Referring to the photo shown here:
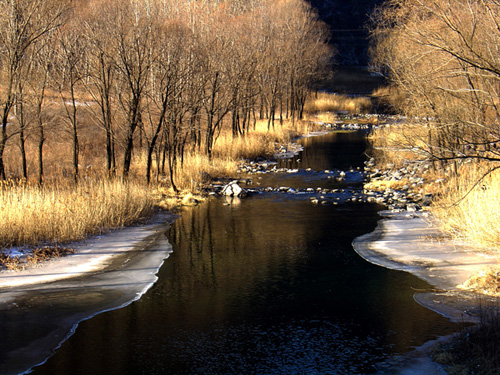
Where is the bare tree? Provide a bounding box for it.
[144,19,193,187]
[110,0,159,178]
[0,0,68,180]
[371,0,500,168]
[19,39,56,184]
[54,15,86,183]
[83,0,119,177]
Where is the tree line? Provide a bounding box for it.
[0,0,331,189]
[371,0,500,173]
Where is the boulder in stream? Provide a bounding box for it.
[221,181,245,197]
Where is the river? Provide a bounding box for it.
[2,130,459,374]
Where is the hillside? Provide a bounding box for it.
[308,0,385,65]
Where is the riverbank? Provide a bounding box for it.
[352,208,500,374]
[353,211,500,324]
[0,211,178,291]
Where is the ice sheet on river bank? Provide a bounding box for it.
[0,212,177,290]
[0,212,177,375]
[353,211,500,324]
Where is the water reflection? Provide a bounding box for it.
[256,131,369,190]
[33,195,458,375]
[280,131,370,171]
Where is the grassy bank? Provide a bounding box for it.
[368,123,500,294]
[368,123,500,248]
[0,117,314,255]
[304,92,372,115]
[0,179,155,249]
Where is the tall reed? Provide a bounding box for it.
[432,165,500,248]
[213,119,301,159]
[0,179,154,248]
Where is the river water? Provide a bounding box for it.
[4,131,459,374]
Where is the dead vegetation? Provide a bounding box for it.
[459,267,500,297]
[0,246,75,271]
[433,307,500,374]
[304,92,373,115]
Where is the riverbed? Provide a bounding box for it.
[1,130,464,375]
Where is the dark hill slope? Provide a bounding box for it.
[308,0,385,65]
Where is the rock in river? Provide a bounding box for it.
[221,181,244,197]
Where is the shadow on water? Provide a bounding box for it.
[26,130,461,375]
[283,131,371,171]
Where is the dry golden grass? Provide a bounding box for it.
[0,179,155,249]
[304,111,338,124]
[213,119,304,158]
[371,85,406,112]
[363,179,413,192]
[459,266,500,296]
[431,164,500,248]
[172,151,239,192]
[153,187,205,211]
[304,92,372,115]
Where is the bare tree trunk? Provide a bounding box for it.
[0,74,16,180]
[36,72,49,185]
[123,97,141,178]
[146,100,168,184]
[0,100,13,180]
[16,91,28,179]
[38,123,45,185]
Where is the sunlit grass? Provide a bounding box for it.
[368,123,432,168]
[213,119,303,159]
[363,179,413,192]
[304,92,372,115]
[432,164,500,248]
[368,124,500,249]
[0,179,155,248]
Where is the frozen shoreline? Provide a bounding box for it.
[353,210,500,374]
[353,210,500,324]
[0,212,178,291]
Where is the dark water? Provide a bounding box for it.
[28,131,458,375]
[283,131,371,171]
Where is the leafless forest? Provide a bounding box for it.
[0,0,332,188]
